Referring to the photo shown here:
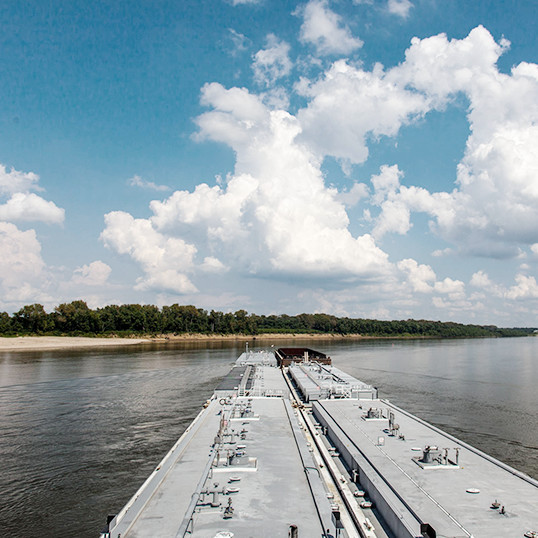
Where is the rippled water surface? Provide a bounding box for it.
[0,337,536,537]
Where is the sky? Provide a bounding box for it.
[0,0,537,326]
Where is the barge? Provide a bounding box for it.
[100,348,538,538]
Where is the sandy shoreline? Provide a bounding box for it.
[0,336,151,351]
[0,333,374,352]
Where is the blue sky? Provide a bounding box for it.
[1,0,537,326]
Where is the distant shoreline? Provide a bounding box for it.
[0,332,434,352]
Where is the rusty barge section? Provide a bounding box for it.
[275,346,331,366]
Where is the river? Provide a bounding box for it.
[0,337,536,537]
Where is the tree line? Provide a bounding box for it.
[0,300,533,338]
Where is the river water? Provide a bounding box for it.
[0,337,536,537]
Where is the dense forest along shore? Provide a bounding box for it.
[2,301,535,341]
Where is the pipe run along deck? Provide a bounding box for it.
[101,351,538,538]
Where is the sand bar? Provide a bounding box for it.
[0,336,151,352]
[0,333,396,352]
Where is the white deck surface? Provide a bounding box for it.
[109,364,334,538]
[188,397,328,537]
[317,398,538,538]
[106,356,538,538]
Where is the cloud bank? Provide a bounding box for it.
[99,22,538,322]
[0,164,66,308]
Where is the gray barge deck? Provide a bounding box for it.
[102,350,538,538]
[102,352,340,538]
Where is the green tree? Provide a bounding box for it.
[0,312,11,334]
[13,304,52,334]
[53,300,99,333]
[97,305,121,332]
[141,305,163,334]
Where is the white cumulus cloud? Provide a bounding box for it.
[297,0,363,56]
[0,222,45,287]
[0,164,42,195]
[296,61,429,166]
[377,27,538,256]
[434,277,465,298]
[102,81,393,294]
[506,274,538,300]
[101,211,199,294]
[0,193,65,224]
[387,0,413,18]
[470,270,493,289]
[193,83,391,278]
[397,258,436,293]
[0,163,65,225]
[72,261,112,286]
[253,34,292,87]
[0,163,65,308]
[336,182,369,207]
[0,222,52,307]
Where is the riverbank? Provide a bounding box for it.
[1,331,520,352]
[0,333,387,352]
[0,336,151,351]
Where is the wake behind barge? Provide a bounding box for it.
[101,349,538,538]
